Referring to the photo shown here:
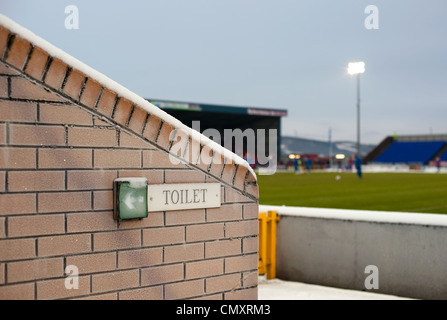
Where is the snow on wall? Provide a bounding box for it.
[259,205,447,227]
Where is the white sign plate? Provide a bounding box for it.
[147,183,221,212]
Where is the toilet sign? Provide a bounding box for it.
[147,183,221,212]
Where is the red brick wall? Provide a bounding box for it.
[0,22,259,300]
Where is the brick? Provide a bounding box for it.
[185,259,223,280]
[119,286,163,300]
[93,116,111,126]
[38,234,91,257]
[120,132,153,149]
[196,293,223,300]
[245,184,259,199]
[164,170,206,183]
[164,243,204,263]
[80,78,101,109]
[118,211,163,229]
[8,214,65,237]
[0,147,36,169]
[169,128,189,160]
[207,205,242,222]
[224,254,258,273]
[246,170,256,183]
[142,114,162,142]
[39,103,92,126]
[96,87,117,117]
[242,271,258,288]
[0,26,9,57]
[142,226,184,247]
[93,190,113,210]
[66,252,116,275]
[165,279,204,300]
[0,263,4,284]
[66,211,116,233]
[205,239,241,259]
[11,77,64,102]
[0,123,5,144]
[63,68,85,100]
[186,223,224,243]
[225,219,258,238]
[67,170,116,190]
[224,187,253,204]
[0,218,5,238]
[0,100,37,122]
[0,171,4,192]
[186,136,202,166]
[0,62,20,75]
[74,292,117,300]
[118,170,163,185]
[94,149,141,169]
[222,162,236,185]
[37,276,90,300]
[243,237,258,254]
[127,106,148,134]
[68,126,117,147]
[157,121,176,151]
[224,287,257,300]
[38,148,92,169]
[0,238,35,261]
[165,208,205,226]
[24,45,49,80]
[244,203,259,219]
[112,97,133,126]
[44,57,68,90]
[209,153,225,179]
[93,229,141,251]
[117,248,163,269]
[7,258,63,283]
[9,124,65,146]
[92,269,139,294]
[5,35,31,70]
[0,76,7,97]
[206,273,241,294]
[0,193,36,216]
[38,192,91,213]
[143,149,187,169]
[140,264,184,286]
[233,165,248,190]
[0,283,34,300]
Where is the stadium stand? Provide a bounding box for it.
[441,149,447,162]
[362,136,394,164]
[366,134,447,165]
[374,141,445,164]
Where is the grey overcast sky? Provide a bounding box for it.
[2,0,447,144]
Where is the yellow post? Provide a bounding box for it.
[266,211,279,280]
[258,212,267,275]
[258,211,280,279]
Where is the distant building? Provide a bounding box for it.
[149,99,288,166]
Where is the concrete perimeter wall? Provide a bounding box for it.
[260,205,447,300]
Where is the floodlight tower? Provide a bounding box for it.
[347,62,365,156]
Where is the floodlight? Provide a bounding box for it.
[347,62,365,75]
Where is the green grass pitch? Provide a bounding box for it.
[257,172,447,214]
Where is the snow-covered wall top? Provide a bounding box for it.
[259,205,447,227]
